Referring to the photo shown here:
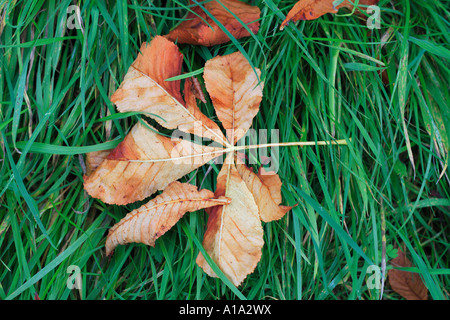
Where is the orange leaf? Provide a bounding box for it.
[197,156,293,285]
[236,163,292,222]
[196,154,264,286]
[183,77,227,144]
[195,53,293,285]
[388,248,428,300]
[84,44,299,286]
[280,0,379,29]
[111,36,184,109]
[165,0,260,47]
[83,121,223,205]
[105,181,231,256]
[203,51,263,145]
[85,149,112,176]
[110,36,227,146]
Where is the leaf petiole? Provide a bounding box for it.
[128,139,349,163]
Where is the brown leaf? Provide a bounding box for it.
[188,76,207,103]
[236,163,292,222]
[195,53,293,286]
[203,51,263,144]
[111,36,184,110]
[388,248,428,300]
[105,181,231,256]
[196,155,264,286]
[280,0,379,29]
[85,149,112,176]
[83,121,223,205]
[110,36,227,146]
[183,77,227,144]
[85,44,296,287]
[165,0,260,47]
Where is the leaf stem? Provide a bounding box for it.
[129,139,349,163]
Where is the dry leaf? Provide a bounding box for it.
[85,43,293,286]
[85,149,112,175]
[197,155,291,285]
[187,76,207,103]
[105,181,231,255]
[388,248,428,300]
[203,51,263,144]
[196,155,264,286]
[183,77,227,144]
[111,36,184,111]
[83,121,222,205]
[236,163,293,222]
[195,53,291,285]
[165,0,260,46]
[280,0,379,29]
[110,36,227,145]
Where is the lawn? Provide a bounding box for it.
[0,0,449,300]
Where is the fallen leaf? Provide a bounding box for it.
[183,77,227,144]
[111,36,184,111]
[85,149,112,175]
[188,76,207,103]
[85,42,295,286]
[196,155,264,286]
[195,53,291,285]
[280,0,379,30]
[203,51,263,144]
[105,181,231,255]
[236,163,293,222]
[165,0,260,47]
[83,121,222,205]
[388,248,428,300]
[85,37,229,205]
[110,36,227,145]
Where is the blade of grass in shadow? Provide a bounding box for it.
[2,130,57,250]
[5,212,106,300]
[292,185,374,265]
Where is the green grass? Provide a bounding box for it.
[1,0,449,300]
